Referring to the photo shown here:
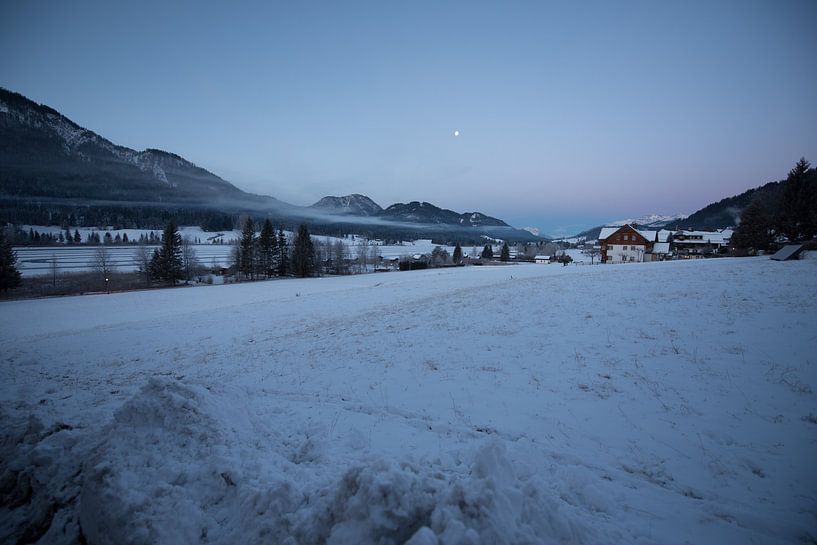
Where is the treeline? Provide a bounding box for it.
[730,158,817,253]
[0,199,530,246]
[5,226,221,247]
[0,200,236,231]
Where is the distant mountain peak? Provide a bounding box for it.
[381,201,509,227]
[1,87,241,198]
[609,213,688,228]
[2,87,542,242]
[311,194,383,216]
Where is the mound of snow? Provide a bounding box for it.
[0,412,87,544]
[5,378,598,544]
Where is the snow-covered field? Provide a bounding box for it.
[15,225,473,277]
[1,258,815,544]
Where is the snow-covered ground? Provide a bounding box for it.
[1,258,815,544]
[14,226,471,276]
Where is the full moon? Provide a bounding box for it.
[453,130,460,137]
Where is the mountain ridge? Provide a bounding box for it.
[0,87,541,242]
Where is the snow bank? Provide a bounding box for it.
[4,378,595,545]
[0,412,87,544]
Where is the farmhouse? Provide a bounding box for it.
[672,229,733,258]
[599,225,656,263]
[534,255,551,264]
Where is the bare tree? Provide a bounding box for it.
[369,241,380,270]
[181,238,200,283]
[332,239,350,274]
[312,238,326,276]
[583,246,600,264]
[356,239,369,273]
[136,242,152,284]
[49,253,58,288]
[93,246,116,293]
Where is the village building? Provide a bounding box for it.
[672,229,733,258]
[599,225,736,263]
[598,225,656,263]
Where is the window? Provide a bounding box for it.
[623,245,628,250]
[623,235,629,240]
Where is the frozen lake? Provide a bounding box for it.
[12,245,236,277]
[13,240,499,277]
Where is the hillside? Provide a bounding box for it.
[571,164,815,239]
[0,88,540,242]
[381,201,508,227]
[681,180,787,230]
[0,88,279,207]
[311,194,383,216]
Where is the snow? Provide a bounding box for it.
[608,214,688,228]
[598,227,658,243]
[1,258,816,544]
[14,228,464,276]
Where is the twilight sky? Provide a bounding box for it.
[2,0,816,236]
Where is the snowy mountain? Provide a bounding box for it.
[311,194,383,216]
[0,88,271,205]
[1,87,541,242]
[381,201,508,227]
[608,213,688,229]
[571,213,688,241]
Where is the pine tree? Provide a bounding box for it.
[453,242,463,263]
[500,242,510,262]
[778,158,816,242]
[257,219,276,278]
[277,228,288,276]
[239,217,256,279]
[732,200,774,253]
[481,244,493,259]
[0,230,22,293]
[291,224,316,277]
[150,221,183,285]
[74,230,81,243]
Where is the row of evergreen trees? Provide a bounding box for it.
[731,158,817,252]
[235,218,291,279]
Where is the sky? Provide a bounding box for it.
[2,0,816,236]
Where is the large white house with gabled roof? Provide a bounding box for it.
[599,225,656,263]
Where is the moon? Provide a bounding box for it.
[453,130,460,137]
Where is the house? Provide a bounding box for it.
[598,225,656,263]
[650,242,672,260]
[534,255,552,264]
[672,229,732,258]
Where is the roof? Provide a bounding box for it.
[598,225,656,242]
[598,227,619,240]
[657,229,673,243]
[673,229,732,245]
[533,255,552,260]
[770,244,805,261]
[652,242,671,254]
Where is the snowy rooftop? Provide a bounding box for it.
[598,225,657,242]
